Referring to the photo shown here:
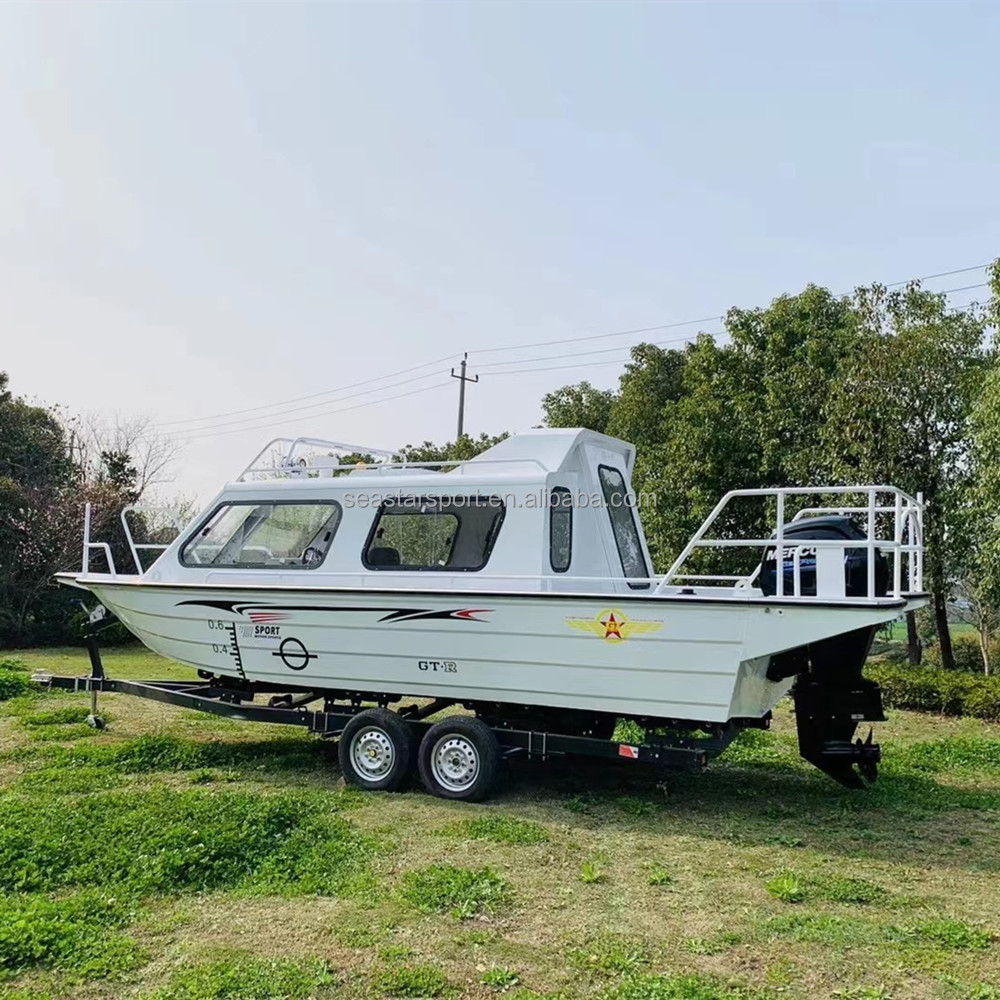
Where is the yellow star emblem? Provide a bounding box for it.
[566,608,663,642]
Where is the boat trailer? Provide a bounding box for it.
[29,625,755,802]
[35,668,734,771]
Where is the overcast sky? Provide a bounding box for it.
[2,1,998,504]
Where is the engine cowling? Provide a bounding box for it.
[757,515,888,598]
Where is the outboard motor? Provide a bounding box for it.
[759,516,890,789]
[758,515,888,598]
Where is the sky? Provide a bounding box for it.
[2,1,998,504]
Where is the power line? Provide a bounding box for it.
[477,277,992,376]
[480,281,993,379]
[161,352,460,428]
[164,368,450,435]
[885,265,991,287]
[934,282,989,296]
[472,315,725,357]
[177,381,453,442]
[470,262,991,360]
[483,356,645,378]
[159,260,993,438]
[477,328,725,371]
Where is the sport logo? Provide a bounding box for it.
[565,608,663,642]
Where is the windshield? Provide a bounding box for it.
[181,502,342,569]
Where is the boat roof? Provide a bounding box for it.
[234,428,635,489]
[466,428,635,476]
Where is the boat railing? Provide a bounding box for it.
[657,485,924,601]
[80,502,193,577]
[238,436,548,481]
[238,438,398,480]
[120,504,191,574]
[81,502,117,576]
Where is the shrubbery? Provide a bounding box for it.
[0,658,31,701]
[921,632,997,674]
[867,660,1000,721]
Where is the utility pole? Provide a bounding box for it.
[450,352,478,439]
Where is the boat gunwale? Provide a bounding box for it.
[56,572,921,611]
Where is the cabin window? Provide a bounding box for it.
[364,496,505,571]
[549,487,572,572]
[597,465,650,589]
[180,502,342,569]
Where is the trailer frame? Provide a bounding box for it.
[28,627,763,799]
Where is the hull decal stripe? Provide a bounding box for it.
[175,600,493,622]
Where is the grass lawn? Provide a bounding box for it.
[882,619,976,643]
[3,646,1000,999]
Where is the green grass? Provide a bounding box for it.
[399,864,511,919]
[145,952,336,999]
[645,862,673,886]
[0,660,32,702]
[765,871,804,903]
[905,918,993,950]
[372,963,453,998]
[882,620,975,642]
[0,787,374,898]
[765,871,884,905]
[0,890,143,981]
[18,706,95,728]
[4,644,1000,999]
[599,973,773,1000]
[568,935,649,976]
[481,965,521,990]
[439,814,549,845]
[5,646,197,682]
[761,912,992,951]
[893,736,1000,773]
[579,860,607,884]
[59,731,322,772]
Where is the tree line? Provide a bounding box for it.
[0,376,182,646]
[2,261,998,665]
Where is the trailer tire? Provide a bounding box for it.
[338,708,414,792]
[418,716,501,802]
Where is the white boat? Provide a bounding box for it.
[56,428,928,798]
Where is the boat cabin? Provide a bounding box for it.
[143,429,656,594]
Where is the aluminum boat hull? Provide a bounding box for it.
[72,576,922,724]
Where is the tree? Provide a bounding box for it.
[0,373,77,645]
[606,287,865,571]
[98,450,139,500]
[396,432,509,469]
[543,278,991,677]
[0,372,75,491]
[824,282,990,670]
[948,573,1000,674]
[0,374,133,644]
[70,412,178,495]
[968,257,1000,671]
[0,373,169,646]
[541,382,614,433]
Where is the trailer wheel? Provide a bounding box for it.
[338,708,414,792]
[418,716,501,802]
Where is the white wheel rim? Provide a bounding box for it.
[352,727,394,779]
[431,734,480,792]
